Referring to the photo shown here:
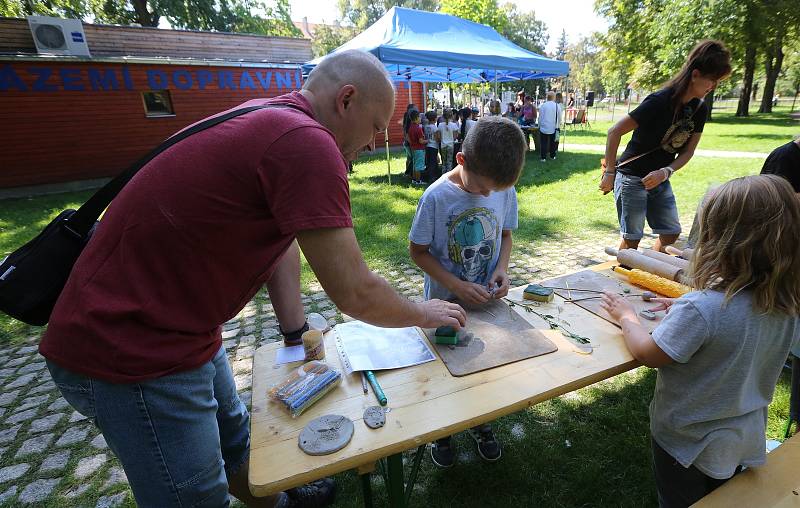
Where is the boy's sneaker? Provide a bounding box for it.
[468,424,502,462]
[430,436,456,468]
[286,478,336,507]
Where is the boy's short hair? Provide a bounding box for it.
[425,110,437,122]
[461,116,527,188]
[443,109,452,119]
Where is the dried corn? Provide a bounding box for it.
[612,266,691,298]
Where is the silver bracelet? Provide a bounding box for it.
[662,166,675,179]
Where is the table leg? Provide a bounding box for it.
[360,472,374,508]
[404,445,426,506]
[386,453,405,508]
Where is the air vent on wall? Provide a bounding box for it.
[27,16,91,57]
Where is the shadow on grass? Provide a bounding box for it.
[717,133,790,143]
[588,218,620,235]
[709,113,797,127]
[330,368,659,508]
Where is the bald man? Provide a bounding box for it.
[39,50,466,508]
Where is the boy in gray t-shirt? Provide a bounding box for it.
[409,116,527,468]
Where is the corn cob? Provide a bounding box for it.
[612,266,691,298]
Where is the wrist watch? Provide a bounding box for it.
[663,166,675,179]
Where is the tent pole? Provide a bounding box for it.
[385,128,391,185]
[562,75,567,152]
[408,79,412,104]
[494,70,498,101]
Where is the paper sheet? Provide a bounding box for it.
[334,321,436,374]
[274,345,305,365]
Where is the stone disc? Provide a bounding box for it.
[298,414,354,456]
[363,406,386,429]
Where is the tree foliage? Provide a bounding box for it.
[440,0,506,32]
[337,0,439,30]
[500,3,547,54]
[311,23,358,57]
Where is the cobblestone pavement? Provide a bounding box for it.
[0,216,694,506]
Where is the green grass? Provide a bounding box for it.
[563,107,798,153]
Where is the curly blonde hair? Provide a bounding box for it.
[691,174,800,315]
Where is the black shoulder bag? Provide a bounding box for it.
[0,103,300,326]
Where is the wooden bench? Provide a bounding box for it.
[692,433,800,507]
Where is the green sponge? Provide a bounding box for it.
[434,326,458,345]
[523,284,554,302]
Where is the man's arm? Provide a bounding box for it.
[297,228,466,328]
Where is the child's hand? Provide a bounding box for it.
[452,281,491,306]
[649,298,675,313]
[600,291,638,323]
[488,271,510,299]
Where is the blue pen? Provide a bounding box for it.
[364,370,387,406]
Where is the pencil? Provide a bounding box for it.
[360,371,369,394]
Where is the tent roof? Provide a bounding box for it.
[303,7,568,83]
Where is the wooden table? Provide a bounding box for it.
[249,262,639,506]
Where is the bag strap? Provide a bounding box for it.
[65,103,305,237]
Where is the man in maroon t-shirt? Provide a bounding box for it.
[40,50,466,507]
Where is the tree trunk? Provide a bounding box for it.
[132,0,159,27]
[704,90,715,121]
[737,45,756,117]
[792,87,799,113]
[752,82,758,101]
[759,30,784,114]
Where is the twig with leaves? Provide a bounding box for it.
[503,298,591,344]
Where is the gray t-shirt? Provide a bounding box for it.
[409,176,518,301]
[650,290,800,479]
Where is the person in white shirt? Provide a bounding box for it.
[437,109,459,173]
[537,91,562,161]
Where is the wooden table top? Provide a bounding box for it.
[249,261,639,496]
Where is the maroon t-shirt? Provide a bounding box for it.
[408,123,426,150]
[40,92,352,383]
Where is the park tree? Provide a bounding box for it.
[337,0,439,30]
[565,34,604,95]
[311,23,358,57]
[757,0,800,113]
[500,3,547,55]
[554,29,567,60]
[440,0,507,32]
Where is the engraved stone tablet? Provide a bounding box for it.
[363,406,385,429]
[298,414,354,456]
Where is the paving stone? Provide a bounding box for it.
[5,407,38,425]
[14,345,38,356]
[232,359,251,374]
[321,309,337,319]
[0,368,16,380]
[243,325,256,334]
[221,328,239,339]
[0,390,20,407]
[18,478,59,503]
[28,381,56,395]
[91,433,108,449]
[234,375,252,391]
[97,492,127,508]
[69,410,88,423]
[0,447,5,459]
[28,413,64,434]
[261,328,278,339]
[47,398,70,411]
[16,394,50,412]
[4,357,27,368]
[239,390,252,407]
[16,362,45,375]
[0,486,16,502]
[0,425,21,444]
[7,373,36,389]
[222,339,237,350]
[55,426,89,446]
[239,334,255,347]
[75,453,107,478]
[63,483,90,498]
[39,450,70,473]
[236,345,254,360]
[222,321,240,331]
[0,463,30,483]
[15,433,54,457]
[102,466,128,489]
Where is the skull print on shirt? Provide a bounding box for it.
[446,207,498,284]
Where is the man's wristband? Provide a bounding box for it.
[662,166,675,179]
[603,171,616,176]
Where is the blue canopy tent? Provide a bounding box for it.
[304,7,570,181]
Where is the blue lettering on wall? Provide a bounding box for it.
[275,72,293,89]
[146,70,169,90]
[196,70,214,89]
[0,66,305,92]
[256,72,272,90]
[88,69,119,91]
[60,69,84,91]
[29,68,56,91]
[172,70,193,90]
[239,71,256,90]
[121,67,134,90]
[0,66,27,91]
[218,71,236,90]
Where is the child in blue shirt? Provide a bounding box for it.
[409,116,527,467]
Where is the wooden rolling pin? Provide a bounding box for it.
[605,247,685,282]
[640,249,690,270]
[665,245,694,260]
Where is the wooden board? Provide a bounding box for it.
[539,269,665,333]
[692,433,800,508]
[423,299,558,376]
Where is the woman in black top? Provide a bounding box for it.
[600,40,731,251]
